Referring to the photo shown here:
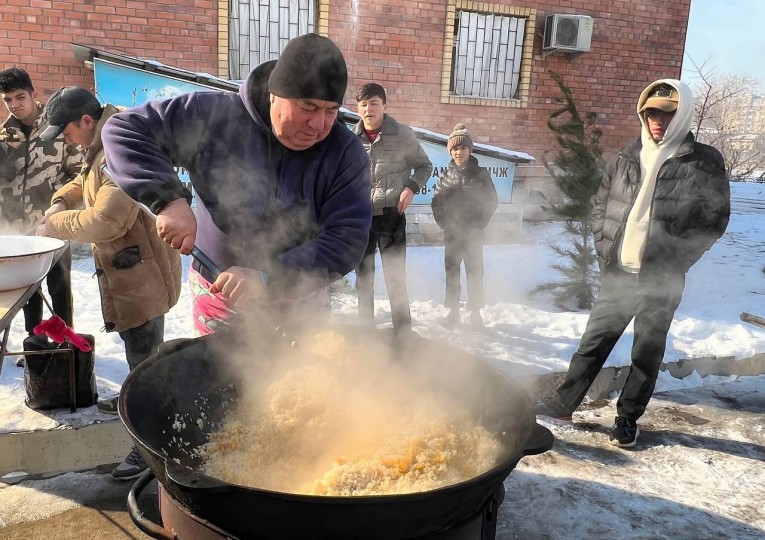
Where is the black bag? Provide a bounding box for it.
[22,334,98,410]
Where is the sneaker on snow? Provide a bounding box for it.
[97,396,119,415]
[608,416,639,447]
[112,446,149,480]
[534,398,573,422]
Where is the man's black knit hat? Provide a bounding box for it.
[268,33,348,104]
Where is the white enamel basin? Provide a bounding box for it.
[0,235,67,291]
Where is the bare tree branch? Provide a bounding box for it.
[688,59,764,180]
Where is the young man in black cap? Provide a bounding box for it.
[535,79,730,447]
[37,86,181,480]
[0,67,82,343]
[353,83,431,332]
[102,33,371,334]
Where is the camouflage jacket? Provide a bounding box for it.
[0,102,83,234]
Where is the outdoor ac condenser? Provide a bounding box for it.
[543,14,593,53]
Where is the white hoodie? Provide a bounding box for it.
[616,79,695,272]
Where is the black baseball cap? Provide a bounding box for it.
[40,86,102,140]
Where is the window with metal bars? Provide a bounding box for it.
[450,10,526,100]
[228,0,317,80]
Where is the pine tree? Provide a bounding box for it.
[534,70,604,310]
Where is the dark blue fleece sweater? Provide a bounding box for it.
[101,61,371,295]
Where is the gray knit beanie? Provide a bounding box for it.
[447,123,473,152]
[268,33,348,104]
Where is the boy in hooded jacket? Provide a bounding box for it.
[431,124,497,328]
[535,79,730,448]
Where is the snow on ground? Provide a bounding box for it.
[1,182,765,538]
[498,374,765,539]
[2,182,765,434]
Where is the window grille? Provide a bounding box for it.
[229,0,316,80]
[451,10,526,100]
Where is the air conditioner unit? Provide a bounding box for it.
[543,14,593,53]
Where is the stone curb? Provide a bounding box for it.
[521,352,765,402]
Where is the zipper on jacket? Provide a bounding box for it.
[606,148,689,268]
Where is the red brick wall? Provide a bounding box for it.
[0,0,218,100]
[329,0,691,162]
[2,0,689,163]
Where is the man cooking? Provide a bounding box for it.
[101,33,372,333]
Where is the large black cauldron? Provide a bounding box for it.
[120,326,553,540]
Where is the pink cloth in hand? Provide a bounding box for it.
[33,316,93,352]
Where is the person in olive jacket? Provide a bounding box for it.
[535,79,730,448]
[36,87,182,481]
[353,83,432,332]
[431,124,497,328]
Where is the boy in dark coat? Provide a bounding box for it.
[431,124,497,327]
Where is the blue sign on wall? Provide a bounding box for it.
[94,57,519,205]
[414,140,515,205]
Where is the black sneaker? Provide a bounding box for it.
[112,446,149,480]
[608,416,639,447]
[534,398,573,422]
[97,396,119,415]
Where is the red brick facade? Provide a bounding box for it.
[0,0,218,99]
[1,0,689,167]
[332,0,691,162]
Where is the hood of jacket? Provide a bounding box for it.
[82,104,122,170]
[637,79,694,150]
[239,60,277,133]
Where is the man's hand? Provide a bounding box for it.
[397,187,415,214]
[156,198,196,254]
[209,266,267,305]
[36,201,67,236]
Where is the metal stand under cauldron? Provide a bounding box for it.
[129,469,516,540]
[121,329,555,540]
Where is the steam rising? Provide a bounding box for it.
[198,319,513,496]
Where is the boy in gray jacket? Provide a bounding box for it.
[353,83,432,331]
